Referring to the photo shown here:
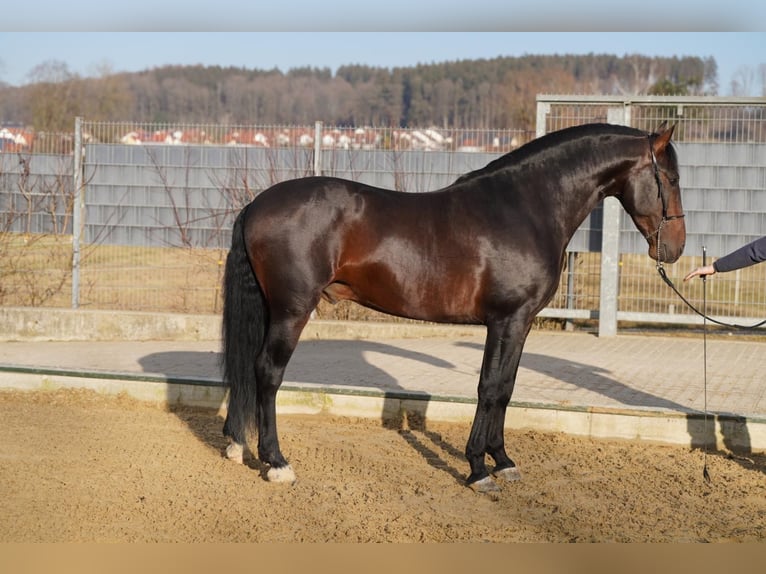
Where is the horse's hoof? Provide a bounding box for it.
[493,466,522,482]
[267,464,296,484]
[225,442,244,464]
[468,476,501,497]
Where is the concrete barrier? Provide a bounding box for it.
[0,307,485,342]
[4,365,762,453]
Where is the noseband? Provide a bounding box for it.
[645,135,685,268]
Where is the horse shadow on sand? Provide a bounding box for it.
[456,339,762,476]
[138,340,469,485]
[139,336,763,483]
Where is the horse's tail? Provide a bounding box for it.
[221,204,265,441]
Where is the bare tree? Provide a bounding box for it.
[0,152,77,306]
[730,66,756,96]
[25,60,83,132]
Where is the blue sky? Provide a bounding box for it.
[2,1,765,32]
[1,3,765,96]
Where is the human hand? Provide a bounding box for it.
[683,264,716,282]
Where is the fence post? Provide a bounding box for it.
[71,116,84,309]
[597,197,620,337]
[538,100,581,332]
[313,121,323,176]
[309,121,324,321]
[565,251,576,331]
[597,106,630,337]
[535,101,549,138]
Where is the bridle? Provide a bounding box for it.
[645,134,685,269]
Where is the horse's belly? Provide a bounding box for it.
[323,273,482,324]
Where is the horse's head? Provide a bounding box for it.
[618,122,686,264]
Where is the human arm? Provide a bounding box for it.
[711,236,766,273]
[683,236,766,282]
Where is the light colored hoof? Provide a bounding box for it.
[225,442,244,464]
[267,464,296,484]
[468,476,501,496]
[493,466,522,482]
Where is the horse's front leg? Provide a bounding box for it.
[466,316,530,493]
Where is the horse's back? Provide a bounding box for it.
[246,176,453,244]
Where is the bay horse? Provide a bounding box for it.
[221,122,685,494]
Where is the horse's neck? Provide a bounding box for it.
[561,169,618,235]
[548,144,637,241]
[459,133,641,250]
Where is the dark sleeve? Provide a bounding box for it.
[713,236,766,273]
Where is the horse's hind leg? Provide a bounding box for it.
[222,379,251,465]
[254,312,311,483]
[223,420,245,464]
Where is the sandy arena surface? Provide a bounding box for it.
[1,388,765,543]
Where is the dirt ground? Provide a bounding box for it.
[1,388,765,543]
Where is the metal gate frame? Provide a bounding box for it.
[536,95,766,337]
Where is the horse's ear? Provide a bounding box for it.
[652,122,676,153]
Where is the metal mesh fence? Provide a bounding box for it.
[1,121,536,314]
[2,102,765,329]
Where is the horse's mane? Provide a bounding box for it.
[454,123,648,185]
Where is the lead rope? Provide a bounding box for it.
[651,145,712,484]
[659,246,712,483]
[701,246,712,484]
[657,264,766,329]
